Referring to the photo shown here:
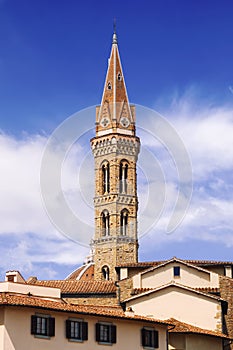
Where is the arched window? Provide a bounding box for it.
[101,210,110,236]
[102,162,110,194]
[102,266,110,280]
[119,161,128,193]
[120,209,129,236]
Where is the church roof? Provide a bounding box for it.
[65,262,94,280]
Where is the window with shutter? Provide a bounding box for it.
[66,319,88,342]
[31,314,55,338]
[141,328,159,349]
[96,322,117,344]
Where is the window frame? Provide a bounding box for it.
[66,318,88,342]
[96,322,117,345]
[31,314,55,339]
[141,327,159,349]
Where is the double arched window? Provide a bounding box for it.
[102,162,110,194]
[101,210,110,236]
[120,209,129,236]
[119,161,128,193]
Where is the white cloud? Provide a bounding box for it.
[0,93,233,278]
[0,131,90,278]
[139,93,233,247]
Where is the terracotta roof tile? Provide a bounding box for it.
[28,280,116,295]
[131,288,154,295]
[117,258,233,269]
[0,292,169,326]
[195,287,220,294]
[124,282,222,302]
[167,318,230,339]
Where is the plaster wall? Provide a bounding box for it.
[2,306,167,350]
[0,308,4,350]
[0,282,60,298]
[126,287,221,331]
[169,333,222,350]
[134,263,219,289]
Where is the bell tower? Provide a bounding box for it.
[90,31,140,281]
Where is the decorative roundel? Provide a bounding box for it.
[100,117,110,128]
[120,116,130,128]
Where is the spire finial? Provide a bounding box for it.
[112,18,117,44]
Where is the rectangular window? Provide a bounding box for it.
[66,319,88,341]
[96,322,116,344]
[31,315,55,338]
[173,266,180,277]
[141,328,159,349]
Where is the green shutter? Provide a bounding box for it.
[66,319,71,339]
[82,321,88,341]
[31,315,37,335]
[153,330,159,348]
[111,325,117,343]
[48,317,55,337]
[96,323,101,342]
[141,328,146,346]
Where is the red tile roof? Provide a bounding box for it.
[0,292,169,326]
[28,280,116,294]
[195,287,220,294]
[167,318,230,339]
[131,288,153,295]
[117,258,233,268]
[132,286,220,297]
[124,282,222,302]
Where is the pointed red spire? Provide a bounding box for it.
[96,32,135,137]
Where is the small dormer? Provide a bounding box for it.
[5,271,25,283]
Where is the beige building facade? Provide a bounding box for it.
[0,278,169,350]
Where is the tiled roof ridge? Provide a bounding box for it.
[139,258,212,276]
[124,281,222,302]
[195,287,220,293]
[167,317,230,339]
[29,279,114,284]
[117,258,233,268]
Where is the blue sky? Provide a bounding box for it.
[0,0,233,280]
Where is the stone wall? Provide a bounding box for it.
[219,276,233,350]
